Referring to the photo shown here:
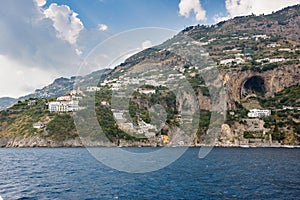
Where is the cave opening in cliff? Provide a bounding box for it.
[241,76,266,99]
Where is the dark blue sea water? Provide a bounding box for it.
[0,147,299,200]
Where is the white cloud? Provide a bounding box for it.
[0,55,59,98]
[178,0,206,21]
[98,24,108,31]
[225,0,299,17]
[0,0,83,97]
[44,3,84,44]
[213,0,299,23]
[213,13,231,23]
[34,0,46,7]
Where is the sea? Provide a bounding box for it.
[0,147,299,200]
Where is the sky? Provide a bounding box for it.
[0,0,299,98]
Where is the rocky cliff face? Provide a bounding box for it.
[0,137,116,148]
[103,5,300,145]
[222,64,300,109]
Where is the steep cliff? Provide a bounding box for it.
[101,5,299,146]
[223,64,300,109]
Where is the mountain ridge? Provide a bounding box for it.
[0,69,111,111]
[0,4,299,147]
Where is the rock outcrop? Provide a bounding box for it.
[222,65,300,109]
[0,137,117,148]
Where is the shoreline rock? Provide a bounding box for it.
[0,136,299,148]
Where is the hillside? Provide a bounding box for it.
[0,5,299,147]
[98,5,299,146]
[0,97,17,111]
[0,98,80,147]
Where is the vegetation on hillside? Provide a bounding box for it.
[226,85,300,144]
[0,5,299,145]
[0,98,77,140]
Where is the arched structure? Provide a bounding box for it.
[221,65,300,110]
[241,76,266,99]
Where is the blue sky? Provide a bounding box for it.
[44,0,227,32]
[0,0,298,97]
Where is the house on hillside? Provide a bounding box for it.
[48,101,79,112]
[139,89,156,95]
[33,122,46,129]
[247,109,271,118]
[28,100,37,106]
[57,95,72,101]
[86,86,101,92]
[69,88,84,96]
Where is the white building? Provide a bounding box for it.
[267,43,281,48]
[139,89,156,95]
[256,58,286,64]
[256,58,270,63]
[48,101,79,112]
[278,48,292,52]
[33,122,46,129]
[27,100,37,106]
[67,101,80,111]
[57,95,72,101]
[247,109,271,118]
[269,58,285,63]
[69,90,77,95]
[253,34,270,40]
[101,101,109,106]
[49,102,67,112]
[111,83,121,91]
[220,58,245,65]
[86,86,101,92]
[113,112,126,122]
[72,96,83,101]
[69,88,83,96]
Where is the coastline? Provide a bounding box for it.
[0,136,299,148]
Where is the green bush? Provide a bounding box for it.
[244,131,255,139]
[46,114,77,140]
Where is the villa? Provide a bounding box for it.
[48,100,79,112]
[247,109,271,118]
[33,122,46,129]
[86,86,101,92]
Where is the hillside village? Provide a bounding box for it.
[0,5,299,147]
[24,60,298,147]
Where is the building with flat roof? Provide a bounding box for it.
[247,109,271,118]
[48,101,79,112]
